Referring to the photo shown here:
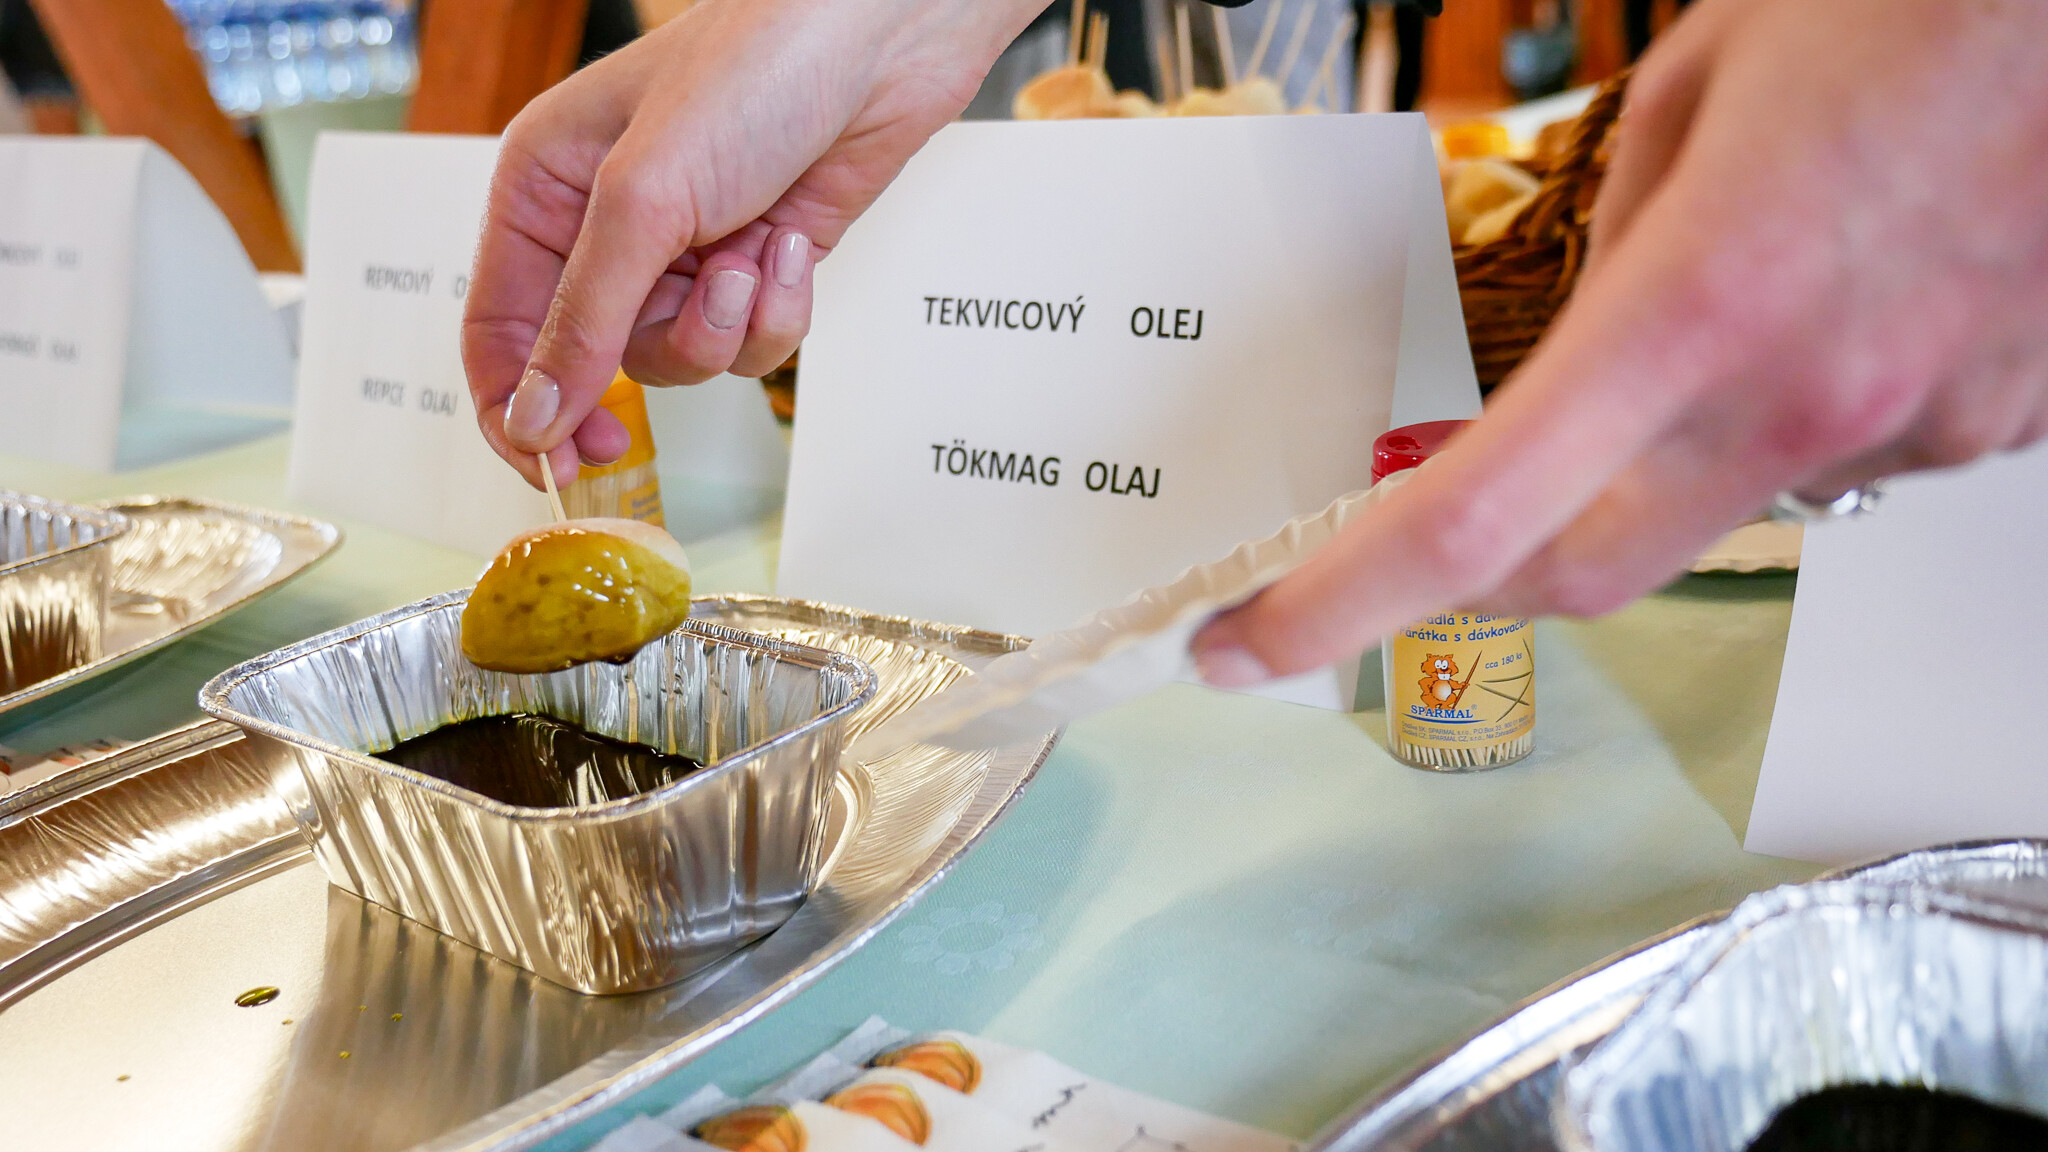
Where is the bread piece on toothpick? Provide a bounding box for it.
[1013,65,1117,119]
[1225,75,1288,115]
[1112,89,1161,117]
[1171,87,1236,116]
[461,518,694,674]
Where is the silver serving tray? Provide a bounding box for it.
[1309,840,2048,1151]
[0,495,342,714]
[203,592,880,995]
[0,595,1058,1152]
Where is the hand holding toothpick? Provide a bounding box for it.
[538,448,568,523]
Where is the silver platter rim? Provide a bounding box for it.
[0,494,342,715]
[0,594,1060,1152]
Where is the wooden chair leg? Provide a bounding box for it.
[28,0,300,272]
[1574,0,1629,85]
[407,0,593,134]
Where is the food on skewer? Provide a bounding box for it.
[1014,4,1120,118]
[461,517,693,674]
[1292,11,1354,114]
[1222,75,1288,115]
[1172,87,1236,116]
[1013,65,1117,119]
[1226,0,1291,114]
[1112,89,1161,117]
[1017,0,1346,120]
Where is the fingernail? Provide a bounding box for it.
[503,367,559,446]
[703,269,757,330]
[1194,642,1270,689]
[771,232,811,288]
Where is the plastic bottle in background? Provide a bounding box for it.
[1373,420,1536,772]
[562,373,667,526]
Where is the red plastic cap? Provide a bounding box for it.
[1372,420,1469,484]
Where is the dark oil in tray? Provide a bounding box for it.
[376,714,705,807]
[1747,1084,2048,1152]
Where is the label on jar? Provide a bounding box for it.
[1389,614,1534,753]
[621,476,665,526]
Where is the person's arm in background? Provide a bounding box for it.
[1192,0,2048,683]
[464,0,1047,491]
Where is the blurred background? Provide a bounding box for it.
[0,0,1686,276]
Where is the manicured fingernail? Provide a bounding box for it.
[503,367,559,446]
[703,269,757,330]
[771,231,811,288]
[1194,642,1270,689]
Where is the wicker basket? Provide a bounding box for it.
[1455,71,1630,393]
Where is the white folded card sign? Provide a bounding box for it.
[778,115,1480,709]
[290,132,792,556]
[288,132,544,556]
[1746,440,2048,865]
[0,138,293,471]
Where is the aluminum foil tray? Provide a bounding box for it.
[200,590,880,995]
[1556,879,2048,1152]
[1308,839,2048,1152]
[0,494,340,714]
[0,595,1058,1152]
[1,491,129,696]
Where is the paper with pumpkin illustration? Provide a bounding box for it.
[863,1030,1295,1152]
[824,1067,1062,1152]
[691,1100,922,1152]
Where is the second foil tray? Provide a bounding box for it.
[0,595,1060,1152]
[1307,839,2048,1151]
[0,495,341,715]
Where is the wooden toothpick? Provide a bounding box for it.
[1307,11,1354,111]
[1088,10,1110,72]
[1175,3,1194,97]
[538,448,568,523]
[1152,25,1179,104]
[1212,5,1237,88]
[1068,0,1087,66]
[1275,0,1317,92]
[1246,0,1284,78]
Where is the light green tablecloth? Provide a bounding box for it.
[0,435,1818,1147]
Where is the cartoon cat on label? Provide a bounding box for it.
[1419,654,1459,704]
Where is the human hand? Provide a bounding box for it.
[1194,0,2048,685]
[465,0,1043,489]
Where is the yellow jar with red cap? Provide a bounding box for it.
[1375,420,1535,771]
[562,371,666,526]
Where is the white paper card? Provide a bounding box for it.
[0,138,292,471]
[1746,441,2048,865]
[643,374,790,493]
[290,133,793,555]
[778,115,1478,707]
[289,132,548,555]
